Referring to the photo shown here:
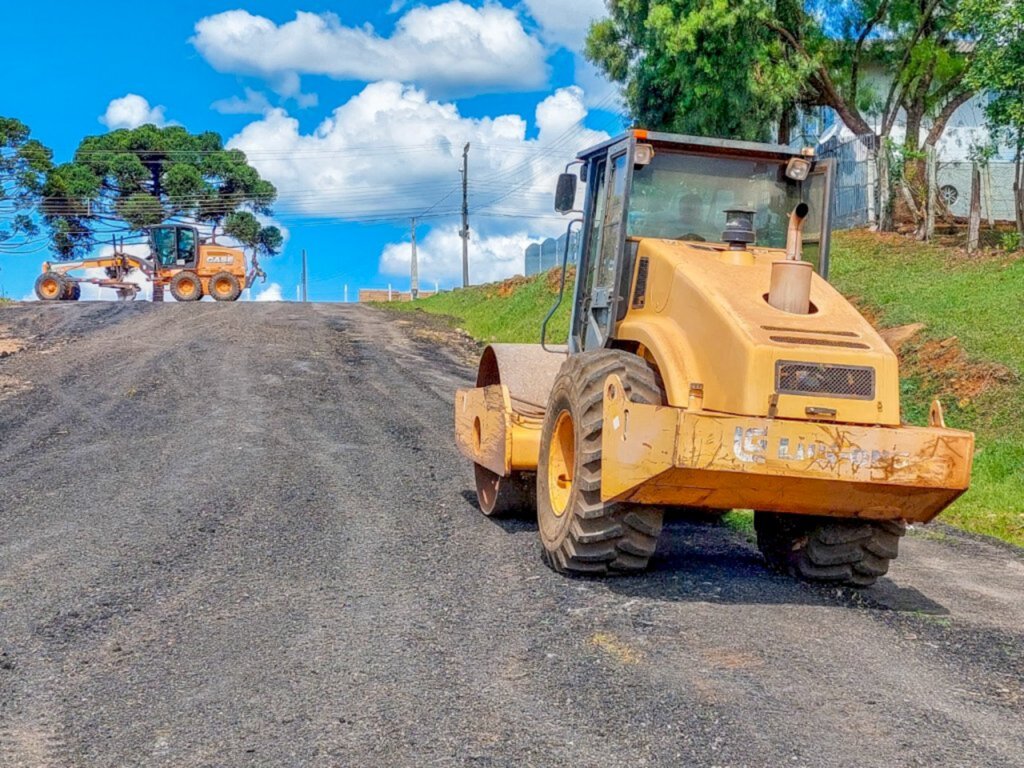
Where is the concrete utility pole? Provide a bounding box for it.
[460,142,470,288]
[410,218,419,299]
[301,249,308,302]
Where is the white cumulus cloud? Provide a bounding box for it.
[100,94,171,130]
[211,87,274,115]
[192,3,548,99]
[227,82,609,287]
[381,225,533,285]
[522,0,607,50]
[252,282,284,302]
[227,82,608,222]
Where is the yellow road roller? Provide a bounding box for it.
[454,130,973,587]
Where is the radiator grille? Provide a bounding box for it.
[776,361,876,400]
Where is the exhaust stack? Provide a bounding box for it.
[785,202,810,261]
[769,203,812,314]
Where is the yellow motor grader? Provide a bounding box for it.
[34,224,258,302]
[454,130,974,587]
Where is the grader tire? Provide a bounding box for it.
[754,512,907,588]
[474,463,536,518]
[170,271,203,302]
[35,273,67,302]
[66,283,81,301]
[209,271,242,302]
[536,350,665,576]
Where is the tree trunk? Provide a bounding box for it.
[967,163,981,254]
[778,107,793,146]
[149,163,162,199]
[898,104,927,231]
[904,105,924,157]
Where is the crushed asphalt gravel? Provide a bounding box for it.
[0,302,1022,768]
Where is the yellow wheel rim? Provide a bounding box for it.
[547,410,575,517]
[40,278,61,298]
[215,278,230,295]
[180,281,196,297]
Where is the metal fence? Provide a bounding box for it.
[818,135,875,230]
[818,133,1020,230]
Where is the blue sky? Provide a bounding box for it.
[0,0,624,301]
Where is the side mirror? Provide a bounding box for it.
[554,173,578,214]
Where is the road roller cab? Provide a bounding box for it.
[454,130,974,587]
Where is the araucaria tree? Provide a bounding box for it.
[224,210,284,276]
[0,117,53,251]
[41,124,278,259]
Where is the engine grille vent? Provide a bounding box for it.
[762,325,860,338]
[776,361,876,400]
[771,335,870,350]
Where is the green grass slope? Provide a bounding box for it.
[391,270,573,344]
[394,232,1023,546]
[829,232,1023,545]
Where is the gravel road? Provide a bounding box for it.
[0,302,1022,768]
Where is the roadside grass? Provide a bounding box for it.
[393,231,1024,547]
[390,269,572,344]
[829,231,1024,546]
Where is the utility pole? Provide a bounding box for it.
[460,142,470,288]
[301,249,308,302]
[410,218,419,299]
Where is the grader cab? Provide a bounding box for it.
[454,130,974,587]
[34,224,257,302]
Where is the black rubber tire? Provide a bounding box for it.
[170,271,203,302]
[67,283,81,301]
[754,512,907,588]
[209,271,242,302]
[35,273,68,302]
[474,464,536,518]
[536,350,665,576]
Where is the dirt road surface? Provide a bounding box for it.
[0,302,1022,768]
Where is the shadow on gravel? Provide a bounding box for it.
[460,489,536,534]
[457,489,951,614]
[608,519,950,614]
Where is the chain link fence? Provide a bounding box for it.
[818,133,1022,232]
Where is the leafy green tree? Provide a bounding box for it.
[587,1,976,230]
[958,0,1024,235]
[223,210,284,269]
[0,117,53,250]
[41,124,277,259]
[586,1,817,143]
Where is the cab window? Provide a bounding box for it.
[177,228,197,263]
[152,228,177,267]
